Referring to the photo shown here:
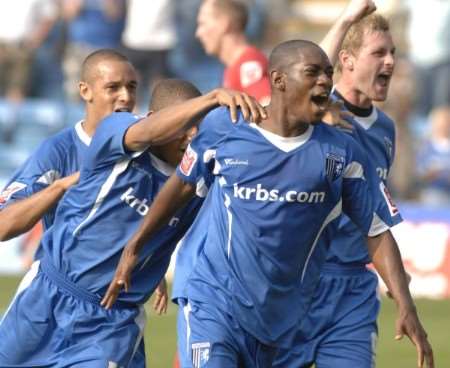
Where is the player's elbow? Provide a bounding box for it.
[0,212,20,241]
[0,223,15,241]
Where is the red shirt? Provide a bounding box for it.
[223,46,271,105]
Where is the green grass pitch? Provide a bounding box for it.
[1,275,448,367]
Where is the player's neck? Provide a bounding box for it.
[149,146,177,168]
[333,88,373,117]
[219,34,249,66]
[81,117,97,137]
[335,79,373,110]
[260,104,310,137]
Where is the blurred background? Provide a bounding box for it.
[0,0,448,366]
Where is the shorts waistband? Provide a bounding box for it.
[40,257,135,310]
[321,263,368,276]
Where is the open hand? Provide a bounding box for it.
[214,88,267,123]
[395,308,434,368]
[101,249,138,309]
[322,100,354,130]
[153,277,168,315]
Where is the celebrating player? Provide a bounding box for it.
[273,13,434,368]
[102,40,414,368]
[0,49,155,366]
[0,76,265,366]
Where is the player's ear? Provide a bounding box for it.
[339,50,354,71]
[270,70,286,92]
[79,81,93,102]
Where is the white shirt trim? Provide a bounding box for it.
[250,123,314,152]
[149,153,175,176]
[353,108,378,130]
[75,120,92,146]
[368,212,390,237]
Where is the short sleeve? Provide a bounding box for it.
[342,137,402,237]
[84,112,142,171]
[176,107,235,196]
[0,138,64,210]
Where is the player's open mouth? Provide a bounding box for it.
[114,107,131,112]
[376,72,392,87]
[311,93,330,110]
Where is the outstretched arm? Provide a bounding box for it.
[101,174,196,308]
[0,172,79,241]
[319,0,376,66]
[124,89,266,152]
[367,230,434,368]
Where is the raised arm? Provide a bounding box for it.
[124,89,266,152]
[319,0,376,66]
[0,172,79,241]
[367,231,434,368]
[101,174,196,309]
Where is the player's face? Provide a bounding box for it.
[158,126,198,167]
[196,1,227,56]
[84,60,138,120]
[284,48,333,124]
[351,30,395,102]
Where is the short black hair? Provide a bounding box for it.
[268,39,322,73]
[81,49,130,83]
[149,79,202,111]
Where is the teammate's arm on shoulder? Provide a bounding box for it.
[322,100,354,131]
[0,135,72,240]
[124,89,266,152]
[0,172,79,241]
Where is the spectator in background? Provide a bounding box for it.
[417,106,450,207]
[170,0,223,93]
[406,0,450,116]
[121,0,177,108]
[0,0,58,102]
[196,0,271,104]
[62,0,126,102]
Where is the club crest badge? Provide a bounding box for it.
[384,137,393,161]
[192,342,210,368]
[325,153,345,181]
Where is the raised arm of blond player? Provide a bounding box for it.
[367,233,434,368]
[124,88,266,152]
[0,172,79,241]
[319,0,376,66]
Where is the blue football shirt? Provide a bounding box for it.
[325,91,397,266]
[40,112,202,304]
[0,121,90,259]
[175,107,402,347]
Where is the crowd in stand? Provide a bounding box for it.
[0,0,448,206]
